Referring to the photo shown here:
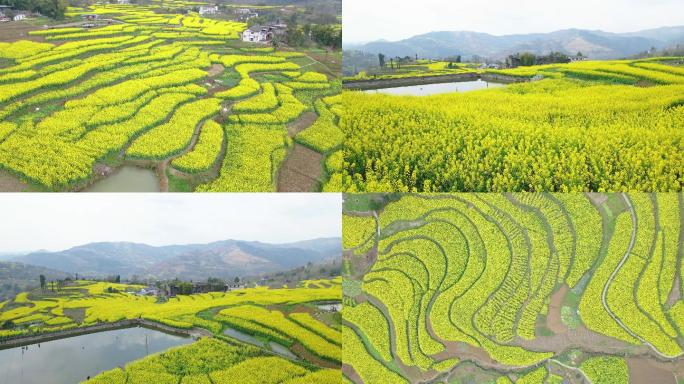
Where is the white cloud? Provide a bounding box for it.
[343,0,684,43]
[0,193,342,252]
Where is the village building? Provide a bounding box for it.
[13,13,26,21]
[225,283,246,292]
[242,25,272,43]
[241,24,287,44]
[234,8,258,21]
[0,4,11,20]
[136,287,159,296]
[198,5,218,16]
[569,54,588,62]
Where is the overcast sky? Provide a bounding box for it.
[343,0,684,43]
[0,194,341,253]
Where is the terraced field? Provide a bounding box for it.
[342,193,684,383]
[0,278,342,383]
[0,3,342,192]
[86,338,341,384]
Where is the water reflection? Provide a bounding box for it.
[365,79,505,96]
[0,327,192,384]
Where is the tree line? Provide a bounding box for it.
[0,0,68,19]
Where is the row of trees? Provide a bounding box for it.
[286,22,341,49]
[507,51,582,67]
[0,0,68,19]
[38,274,69,292]
[377,53,463,70]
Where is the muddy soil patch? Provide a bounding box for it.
[0,22,46,42]
[547,285,569,334]
[0,169,28,191]
[63,308,86,323]
[627,358,676,384]
[277,144,323,192]
[207,63,224,77]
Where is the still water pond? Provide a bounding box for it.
[86,166,160,192]
[0,327,192,384]
[365,79,505,96]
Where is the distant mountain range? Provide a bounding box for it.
[11,238,342,281]
[346,26,684,60]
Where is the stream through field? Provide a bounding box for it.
[86,166,160,192]
[223,327,298,360]
[365,79,505,95]
[0,327,192,384]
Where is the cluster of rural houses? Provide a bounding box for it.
[234,7,259,21]
[0,1,287,46]
[241,23,287,44]
[0,5,30,22]
[131,281,248,297]
[196,5,258,20]
[180,4,286,44]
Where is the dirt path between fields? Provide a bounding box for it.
[277,113,324,192]
[287,111,317,137]
[547,285,569,334]
[158,119,206,192]
[0,169,28,191]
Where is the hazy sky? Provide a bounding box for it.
[0,194,341,253]
[343,0,684,43]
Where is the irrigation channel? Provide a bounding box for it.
[0,326,193,384]
[222,301,342,362]
[223,327,299,360]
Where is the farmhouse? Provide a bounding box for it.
[235,8,258,21]
[225,283,246,291]
[569,54,588,62]
[13,13,26,21]
[135,287,159,296]
[242,25,272,43]
[199,5,218,16]
[241,24,287,44]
